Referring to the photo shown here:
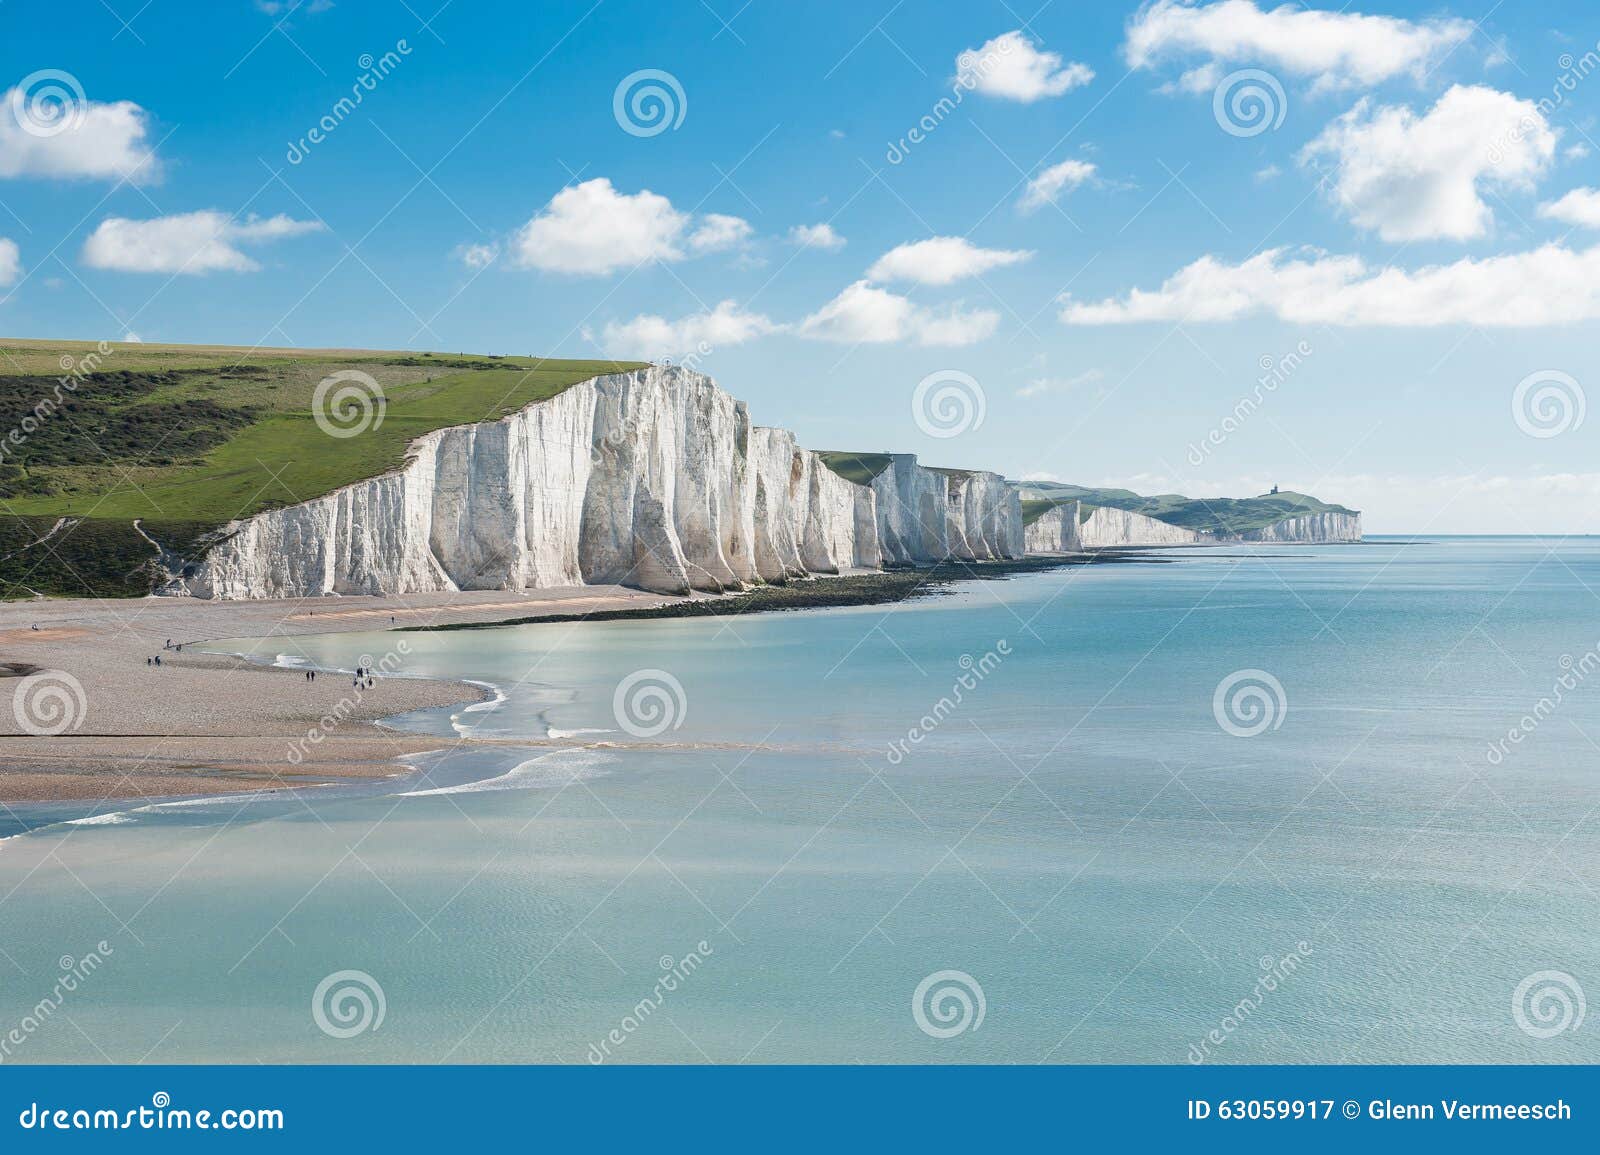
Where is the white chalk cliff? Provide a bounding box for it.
[1021,500,1361,553]
[174,365,1023,600]
[1078,505,1207,548]
[1023,501,1082,554]
[1238,511,1362,543]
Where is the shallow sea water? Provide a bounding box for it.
[1,538,1597,1063]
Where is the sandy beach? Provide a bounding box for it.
[0,585,678,804]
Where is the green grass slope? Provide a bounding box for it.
[816,451,893,486]
[0,339,642,597]
[1016,481,1356,534]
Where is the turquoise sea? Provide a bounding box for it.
[1,538,1597,1063]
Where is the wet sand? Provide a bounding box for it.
[0,585,675,804]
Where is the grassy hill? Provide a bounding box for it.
[815,451,893,486]
[1016,480,1356,534]
[0,339,642,597]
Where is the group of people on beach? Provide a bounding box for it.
[146,637,185,666]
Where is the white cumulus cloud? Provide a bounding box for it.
[1017,369,1103,398]
[866,237,1032,286]
[508,178,752,275]
[81,211,324,274]
[511,179,685,274]
[1124,0,1474,92]
[1060,243,1600,326]
[1020,159,1097,212]
[958,30,1093,102]
[0,85,160,182]
[0,238,20,286]
[800,280,998,346]
[788,222,846,250]
[687,213,753,253]
[601,300,782,358]
[1301,85,1556,242]
[1539,187,1600,229]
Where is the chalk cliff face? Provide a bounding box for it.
[177,366,1021,600]
[1024,502,1082,554]
[1020,501,1363,553]
[1078,505,1208,547]
[1240,511,1363,543]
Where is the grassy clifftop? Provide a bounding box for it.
[1017,480,1356,534]
[815,451,894,486]
[0,339,642,597]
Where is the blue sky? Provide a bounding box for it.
[3,0,1600,531]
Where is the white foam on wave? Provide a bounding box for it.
[271,653,313,669]
[449,680,508,735]
[401,748,615,797]
[65,811,138,827]
[547,727,613,739]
